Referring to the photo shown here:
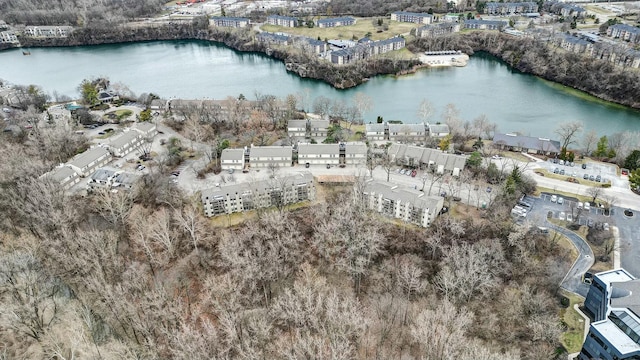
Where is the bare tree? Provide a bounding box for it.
[353,92,372,124]
[582,130,598,157]
[555,121,583,151]
[586,186,603,204]
[417,98,434,123]
[410,299,474,360]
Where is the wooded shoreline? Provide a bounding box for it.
[6,22,640,109]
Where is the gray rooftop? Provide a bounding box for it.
[221,148,245,162]
[388,123,426,133]
[113,172,139,187]
[47,166,78,182]
[288,119,308,129]
[308,119,330,128]
[366,123,386,133]
[69,147,111,169]
[109,131,141,150]
[91,168,116,182]
[345,142,367,155]
[249,146,293,158]
[493,133,561,153]
[428,124,450,134]
[298,143,339,155]
[201,172,313,202]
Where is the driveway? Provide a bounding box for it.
[545,221,594,297]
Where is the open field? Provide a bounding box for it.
[261,18,418,41]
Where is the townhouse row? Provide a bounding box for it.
[220,142,368,170]
[551,33,640,69]
[41,122,157,189]
[365,122,450,143]
[386,143,467,175]
[201,172,315,217]
[257,32,328,54]
[484,2,538,15]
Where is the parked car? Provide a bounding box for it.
[400,169,406,175]
[582,163,587,169]
[596,175,601,182]
[557,197,564,204]
[577,202,583,209]
[305,163,310,168]
[560,169,565,175]
[492,155,502,160]
[411,170,417,177]
[559,211,566,221]
[583,174,589,180]
[584,202,591,211]
[589,175,595,181]
[559,160,565,166]
[553,168,559,174]
[587,219,595,228]
[603,223,610,231]
[486,187,492,193]
[550,195,557,203]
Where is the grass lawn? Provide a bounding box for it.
[559,289,586,354]
[261,18,418,41]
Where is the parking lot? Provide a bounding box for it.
[538,192,612,225]
[540,158,622,187]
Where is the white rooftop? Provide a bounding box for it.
[597,269,636,286]
[592,316,640,356]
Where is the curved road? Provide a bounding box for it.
[545,220,594,297]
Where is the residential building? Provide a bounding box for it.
[297,37,327,53]
[248,146,293,168]
[41,165,80,189]
[23,26,73,37]
[107,131,144,157]
[485,2,538,15]
[343,142,367,166]
[150,99,167,111]
[414,23,461,38]
[442,14,460,23]
[607,24,640,44]
[287,119,329,141]
[112,172,139,190]
[316,17,355,28]
[97,90,119,103]
[388,123,426,143]
[221,148,245,170]
[464,19,507,31]
[0,31,18,44]
[390,11,433,24]
[210,16,250,28]
[267,15,298,27]
[387,143,467,175]
[330,44,369,65]
[308,119,330,140]
[492,133,561,156]
[88,168,117,189]
[366,123,387,141]
[558,35,593,55]
[67,146,113,177]
[427,123,451,138]
[132,122,158,138]
[201,172,315,217]
[361,180,444,227]
[298,144,340,165]
[579,268,640,360]
[370,37,405,55]
[288,119,308,140]
[257,32,290,46]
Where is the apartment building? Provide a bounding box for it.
[485,2,538,15]
[41,165,80,190]
[201,172,315,217]
[221,148,246,170]
[248,146,293,168]
[387,143,467,175]
[390,11,433,24]
[210,16,250,28]
[427,123,451,138]
[267,15,298,27]
[0,30,18,44]
[23,26,73,37]
[107,131,144,157]
[361,180,444,227]
[388,123,426,143]
[414,23,461,38]
[298,144,340,165]
[316,17,355,28]
[464,19,507,30]
[493,133,561,156]
[67,146,113,177]
[607,24,640,44]
[344,142,367,166]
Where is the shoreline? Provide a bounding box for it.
[4,24,640,111]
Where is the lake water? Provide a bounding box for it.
[1,40,639,138]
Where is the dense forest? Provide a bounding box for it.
[0,0,166,26]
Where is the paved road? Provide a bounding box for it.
[546,221,594,297]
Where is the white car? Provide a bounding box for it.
[577,202,583,209]
[603,223,610,231]
[566,213,573,222]
[550,195,557,203]
[557,197,564,205]
[559,211,566,221]
[492,155,502,160]
[584,202,591,211]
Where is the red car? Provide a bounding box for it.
[411,170,417,177]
